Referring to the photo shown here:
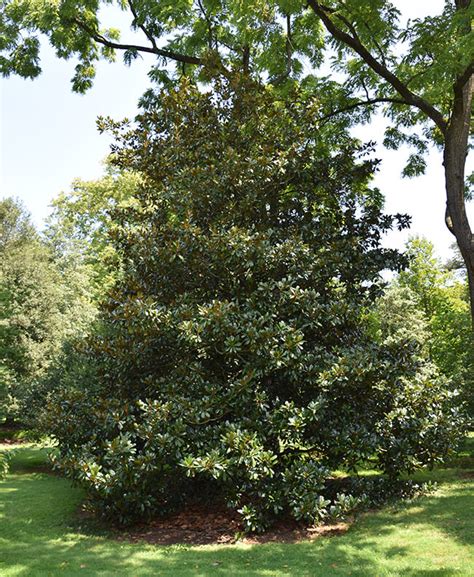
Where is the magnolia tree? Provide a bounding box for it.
[1,0,473,321]
[39,81,463,530]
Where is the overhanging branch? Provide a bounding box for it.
[318,96,409,124]
[127,0,158,52]
[72,17,202,66]
[307,0,448,134]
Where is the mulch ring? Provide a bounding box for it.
[114,504,352,546]
[0,425,31,445]
[459,470,474,480]
[0,437,30,445]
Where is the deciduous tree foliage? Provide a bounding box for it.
[398,238,474,415]
[41,81,463,530]
[45,168,141,300]
[0,198,95,422]
[0,0,472,320]
[372,238,473,416]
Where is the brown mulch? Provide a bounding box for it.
[0,437,30,445]
[0,425,30,445]
[113,504,351,546]
[459,470,474,479]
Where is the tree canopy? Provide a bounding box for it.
[1,0,472,321]
[37,80,464,531]
[45,168,141,300]
[398,238,474,413]
[0,198,95,422]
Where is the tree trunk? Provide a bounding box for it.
[306,1,474,323]
[443,73,474,326]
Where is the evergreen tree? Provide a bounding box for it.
[43,81,462,530]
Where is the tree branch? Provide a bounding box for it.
[307,0,448,134]
[270,14,294,85]
[405,61,436,87]
[127,0,158,52]
[362,20,388,68]
[318,96,410,124]
[333,4,389,72]
[453,63,474,102]
[196,0,216,50]
[72,17,202,66]
[242,44,250,74]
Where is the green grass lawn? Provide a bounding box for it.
[0,440,473,577]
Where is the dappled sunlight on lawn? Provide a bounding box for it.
[0,445,472,577]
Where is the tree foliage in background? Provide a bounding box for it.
[39,80,463,531]
[0,198,95,422]
[0,0,472,321]
[45,168,140,301]
[373,284,430,351]
[398,238,474,415]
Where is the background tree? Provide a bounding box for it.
[45,168,140,301]
[0,198,95,423]
[397,237,474,414]
[0,0,472,319]
[371,237,473,417]
[373,283,430,350]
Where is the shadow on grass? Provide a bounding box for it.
[6,445,54,474]
[0,445,472,577]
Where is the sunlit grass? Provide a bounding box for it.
[0,438,473,577]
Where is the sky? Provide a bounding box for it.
[0,0,472,262]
